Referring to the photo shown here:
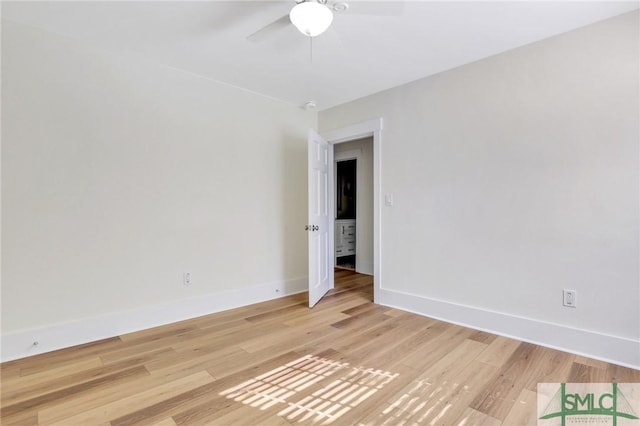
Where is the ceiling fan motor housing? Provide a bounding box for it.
[290,0,334,37]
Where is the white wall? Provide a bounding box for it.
[320,11,640,367]
[334,138,374,275]
[1,20,314,360]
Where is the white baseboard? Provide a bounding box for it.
[378,287,640,370]
[1,277,307,363]
[5,280,637,369]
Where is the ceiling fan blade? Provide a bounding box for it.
[337,0,405,17]
[247,14,291,43]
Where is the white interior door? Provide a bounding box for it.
[308,129,331,307]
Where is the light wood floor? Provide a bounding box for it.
[1,271,638,425]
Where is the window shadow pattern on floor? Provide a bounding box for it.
[220,354,398,424]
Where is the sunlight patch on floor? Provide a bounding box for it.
[220,354,398,424]
[371,378,471,425]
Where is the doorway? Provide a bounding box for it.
[335,159,356,270]
[333,138,373,276]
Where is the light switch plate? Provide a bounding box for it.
[563,289,576,308]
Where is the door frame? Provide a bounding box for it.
[322,118,383,303]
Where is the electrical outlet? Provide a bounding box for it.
[563,289,576,308]
[183,272,192,286]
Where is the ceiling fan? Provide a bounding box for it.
[247,0,404,42]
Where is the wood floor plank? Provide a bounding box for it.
[245,303,307,323]
[1,271,636,426]
[335,314,440,370]
[365,359,496,425]
[399,323,475,372]
[470,342,532,420]
[568,361,614,383]
[47,371,214,425]
[0,363,22,381]
[161,351,312,426]
[501,388,538,426]
[183,292,308,329]
[271,352,398,425]
[399,339,488,393]
[0,412,39,426]
[0,357,103,396]
[198,403,287,426]
[36,366,216,424]
[142,342,243,375]
[454,407,502,426]
[608,363,640,382]
[283,310,351,329]
[2,356,154,406]
[239,318,344,354]
[208,349,341,423]
[471,342,555,421]
[420,360,498,425]
[524,347,574,391]
[1,366,148,420]
[163,319,253,353]
[149,419,178,426]
[329,304,392,331]
[475,335,522,367]
[365,319,442,371]
[12,337,122,377]
[98,329,213,365]
[574,354,610,370]
[468,330,499,345]
[117,325,200,345]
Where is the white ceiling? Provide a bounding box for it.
[2,1,638,110]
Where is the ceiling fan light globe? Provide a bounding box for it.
[289,1,333,37]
